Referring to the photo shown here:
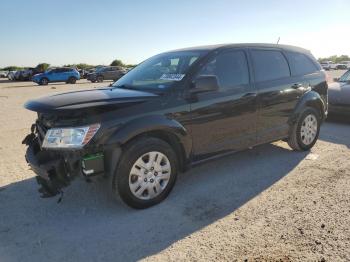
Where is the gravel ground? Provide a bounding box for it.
[0,75,349,262]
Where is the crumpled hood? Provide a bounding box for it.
[32,73,44,79]
[24,87,158,113]
[328,82,350,105]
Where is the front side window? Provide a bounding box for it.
[196,50,249,89]
[47,69,56,73]
[251,50,290,82]
[96,67,107,72]
[285,52,318,76]
[112,51,206,90]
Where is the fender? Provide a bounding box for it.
[104,114,192,160]
[289,90,326,125]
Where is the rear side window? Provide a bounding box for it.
[285,52,318,76]
[251,50,290,82]
[197,50,249,89]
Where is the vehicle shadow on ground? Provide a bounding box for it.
[320,115,350,148]
[0,143,307,262]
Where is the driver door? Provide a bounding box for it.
[190,49,258,160]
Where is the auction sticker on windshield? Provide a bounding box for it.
[160,73,185,81]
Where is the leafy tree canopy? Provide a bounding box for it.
[318,55,350,63]
[110,59,124,67]
[35,63,50,72]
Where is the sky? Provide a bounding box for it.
[0,0,349,68]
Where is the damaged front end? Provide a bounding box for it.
[23,118,105,198]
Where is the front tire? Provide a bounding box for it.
[97,75,104,82]
[39,78,48,85]
[112,137,178,209]
[288,107,320,151]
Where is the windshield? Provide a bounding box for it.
[339,70,350,82]
[112,50,206,90]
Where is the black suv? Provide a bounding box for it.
[23,44,328,209]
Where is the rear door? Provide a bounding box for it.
[61,68,72,81]
[190,49,258,160]
[49,69,61,82]
[250,49,304,143]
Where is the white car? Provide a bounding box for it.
[321,61,337,70]
[0,71,8,78]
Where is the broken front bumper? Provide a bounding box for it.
[23,133,105,198]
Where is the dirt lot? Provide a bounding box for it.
[0,74,349,262]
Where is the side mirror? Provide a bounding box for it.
[190,75,219,94]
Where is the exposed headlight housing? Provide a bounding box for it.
[42,124,100,149]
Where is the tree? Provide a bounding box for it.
[110,59,124,67]
[35,63,50,72]
[318,55,350,63]
[2,66,23,71]
[63,63,95,70]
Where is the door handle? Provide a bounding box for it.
[292,83,303,89]
[241,92,257,98]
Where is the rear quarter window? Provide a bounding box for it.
[285,51,319,76]
[251,50,290,82]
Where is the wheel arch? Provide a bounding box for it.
[289,91,326,125]
[40,77,49,84]
[104,115,192,173]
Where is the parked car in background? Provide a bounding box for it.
[0,71,8,78]
[7,67,46,81]
[23,43,328,209]
[82,68,94,79]
[7,71,16,80]
[18,68,35,81]
[87,66,127,82]
[339,61,350,69]
[14,71,22,80]
[77,69,88,79]
[32,67,80,85]
[328,70,350,116]
[336,63,348,70]
[321,61,337,70]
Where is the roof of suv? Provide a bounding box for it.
[171,43,311,54]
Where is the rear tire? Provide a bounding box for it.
[68,77,77,84]
[288,107,320,151]
[111,137,178,209]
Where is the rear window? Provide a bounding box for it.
[251,50,290,82]
[285,52,318,76]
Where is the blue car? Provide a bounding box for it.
[32,67,80,85]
